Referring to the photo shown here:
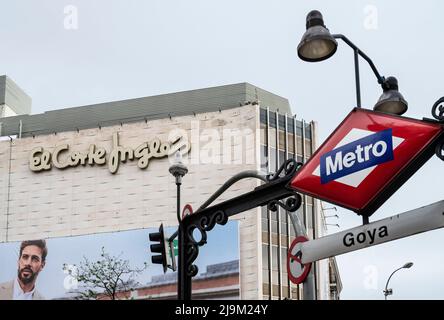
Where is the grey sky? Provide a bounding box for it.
[0,0,443,299]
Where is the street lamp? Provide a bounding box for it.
[169,151,188,223]
[383,262,414,300]
[169,151,188,299]
[297,10,408,115]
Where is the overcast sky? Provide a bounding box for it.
[1,0,443,299]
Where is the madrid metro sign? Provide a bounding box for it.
[289,108,444,219]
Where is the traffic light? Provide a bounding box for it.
[149,224,173,273]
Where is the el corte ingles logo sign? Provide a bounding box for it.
[29,132,190,174]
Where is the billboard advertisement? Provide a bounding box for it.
[0,221,240,300]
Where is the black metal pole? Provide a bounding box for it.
[362,215,369,225]
[177,182,183,299]
[333,34,386,109]
[177,183,181,223]
[178,222,192,299]
[178,223,183,299]
[177,182,192,300]
[180,222,193,300]
[333,34,384,85]
[353,49,361,108]
[177,181,193,300]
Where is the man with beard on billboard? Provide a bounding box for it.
[0,240,47,300]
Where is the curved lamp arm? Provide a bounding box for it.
[332,34,385,108]
[196,170,268,212]
[384,266,403,300]
[333,34,385,84]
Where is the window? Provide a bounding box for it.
[260,145,268,172]
[305,139,312,156]
[272,272,279,285]
[269,128,277,148]
[262,244,270,275]
[260,108,267,124]
[262,219,268,232]
[272,284,280,296]
[271,246,279,271]
[278,150,285,168]
[270,211,278,234]
[291,287,299,300]
[278,114,286,129]
[270,147,277,172]
[278,130,286,150]
[280,221,287,236]
[260,122,267,142]
[305,124,312,139]
[270,211,277,222]
[307,204,314,229]
[280,210,288,224]
[271,221,278,234]
[281,248,288,274]
[262,283,270,295]
[261,206,268,219]
[296,120,303,137]
[280,210,288,236]
[261,206,269,233]
[296,137,303,156]
[296,205,304,228]
[282,286,289,298]
[287,133,295,154]
[290,225,296,237]
[269,112,276,128]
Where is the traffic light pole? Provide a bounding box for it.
[178,159,303,300]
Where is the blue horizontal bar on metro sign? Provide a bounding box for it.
[320,129,394,184]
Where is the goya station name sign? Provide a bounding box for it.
[29,132,190,174]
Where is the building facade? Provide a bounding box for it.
[133,260,240,300]
[0,78,341,299]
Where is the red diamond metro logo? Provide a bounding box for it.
[289,108,444,217]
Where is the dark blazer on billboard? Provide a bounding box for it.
[0,280,45,300]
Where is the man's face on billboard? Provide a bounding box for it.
[17,245,45,285]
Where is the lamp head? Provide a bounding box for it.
[169,151,188,181]
[403,262,413,269]
[297,10,338,62]
[374,76,408,115]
